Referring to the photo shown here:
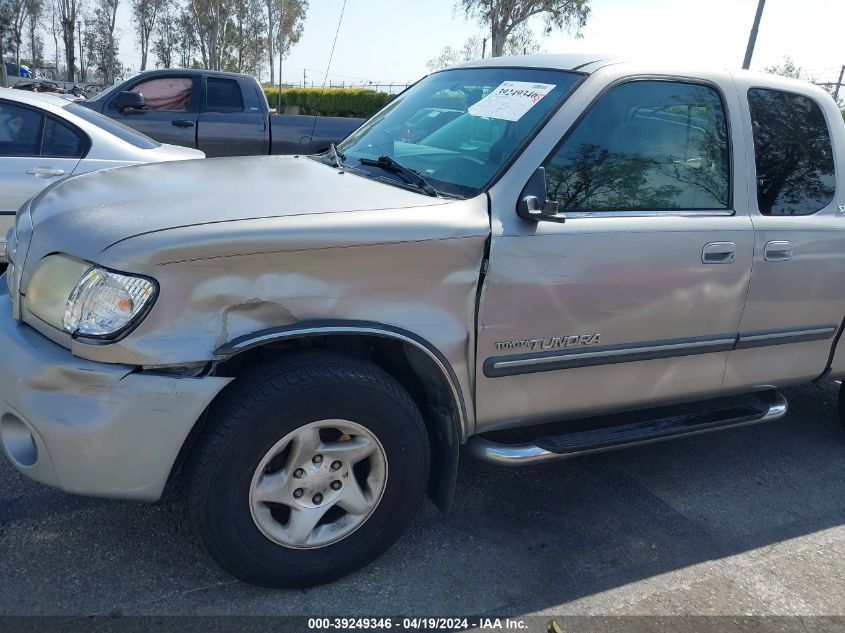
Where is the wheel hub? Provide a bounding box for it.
[248,419,388,549]
[288,456,347,508]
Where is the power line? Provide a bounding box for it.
[310,0,347,140]
[320,0,347,88]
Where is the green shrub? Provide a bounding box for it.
[263,87,394,118]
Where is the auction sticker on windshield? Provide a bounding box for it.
[468,81,556,121]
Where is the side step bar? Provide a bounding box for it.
[467,390,788,467]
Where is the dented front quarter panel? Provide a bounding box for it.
[14,156,491,432]
[69,197,490,431]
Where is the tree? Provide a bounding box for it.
[265,0,305,85]
[461,0,589,57]
[426,36,482,71]
[131,0,164,71]
[174,3,197,67]
[47,0,60,75]
[86,0,119,83]
[0,0,11,85]
[425,45,459,72]
[764,55,802,80]
[57,0,78,81]
[26,0,43,67]
[230,0,265,74]
[187,0,230,70]
[151,0,175,66]
[764,55,845,111]
[502,22,540,55]
[8,0,29,70]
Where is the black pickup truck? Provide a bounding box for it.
[80,69,364,157]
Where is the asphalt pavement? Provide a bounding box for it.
[1,381,843,617]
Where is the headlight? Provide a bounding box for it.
[26,255,157,339]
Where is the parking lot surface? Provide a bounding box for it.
[1,381,843,617]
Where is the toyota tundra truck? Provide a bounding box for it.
[2,55,844,588]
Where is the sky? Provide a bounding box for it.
[92,0,845,88]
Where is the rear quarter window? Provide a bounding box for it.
[42,116,87,158]
[206,78,244,113]
[748,88,836,216]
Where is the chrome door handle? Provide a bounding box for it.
[26,167,65,177]
[764,240,793,262]
[702,241,736,264]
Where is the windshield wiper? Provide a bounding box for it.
[325,142,346,168]
[357,155,438,197]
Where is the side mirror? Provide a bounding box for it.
[114,90,145,110]
[517,167,566,223]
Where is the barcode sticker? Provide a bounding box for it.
[468,81,556,121]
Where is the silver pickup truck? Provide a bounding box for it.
[1,54,844,588]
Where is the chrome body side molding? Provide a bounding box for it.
[735,325,838,349]
[484,326,837,378]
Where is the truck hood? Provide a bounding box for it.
[21,154,450,268]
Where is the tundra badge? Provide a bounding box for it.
[495,334,601,351]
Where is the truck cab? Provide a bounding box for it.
[82,69,363,157]
[82,69,272,156]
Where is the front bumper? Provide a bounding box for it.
[0,285,231,501]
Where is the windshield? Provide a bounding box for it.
[338,67,583,198]
[65,102,161,149]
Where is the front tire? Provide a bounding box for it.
[187,352,430,587]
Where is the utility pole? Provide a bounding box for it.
[742,0,766,70]
[835,65,845,101]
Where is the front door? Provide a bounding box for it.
[475,75,754,432]
[106,75,200,147]
[724,83,845,388]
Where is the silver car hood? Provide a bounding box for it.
[22,154,450,268]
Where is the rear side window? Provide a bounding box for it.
[748,88,835,215]
[42,117,86,158]
[0,101,44,157]
[206,78,244,113]
[543,80,730,211]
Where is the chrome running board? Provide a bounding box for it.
[467,390,788,467]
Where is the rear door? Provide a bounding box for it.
[0,100,48,216]
[105,74,200,147]
[197,76,269,157]
[475,72,755,432]
[724,82,845,388]
[0,99,85,253]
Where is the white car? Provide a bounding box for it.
[0,89,204,260]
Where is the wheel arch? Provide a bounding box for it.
[193,320,467,512]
